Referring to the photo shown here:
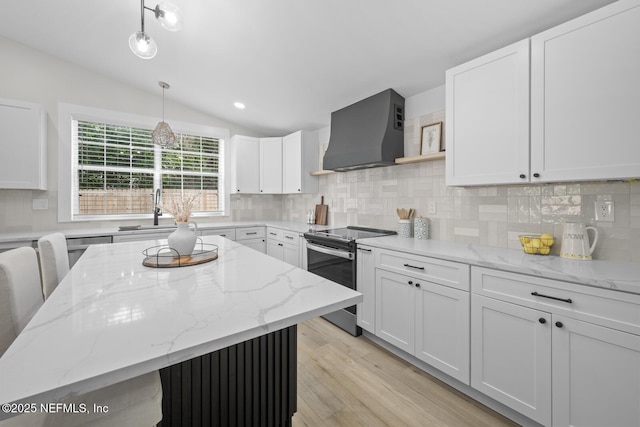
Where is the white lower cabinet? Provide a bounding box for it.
[266,227,300,267]
[372,249,471,384]
[235,227,266,253]
[200,228,236,240]
[356,245,375,333]
[375,269,416,354]
[471,294,552,425]
[416,281,469,384]
[471,266,640,427]
[552,316,640,427]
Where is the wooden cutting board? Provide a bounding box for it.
[315,196,328,225]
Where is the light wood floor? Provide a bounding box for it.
[293,317,519,427]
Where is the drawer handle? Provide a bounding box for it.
[269,232,277,236]
[246,232,258,235]
[358,248,372,252]
[531,292,572,304]
[404,263,425,271]
[285,236,294,240]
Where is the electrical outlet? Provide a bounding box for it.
[32,199,48,210]
[595,200,615,222]
[427,201,437,215]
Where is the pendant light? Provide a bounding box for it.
[152,81,178,147]
[129,1,183,59]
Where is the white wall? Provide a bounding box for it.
[0,36,263,233]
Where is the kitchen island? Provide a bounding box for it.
[0,235,361,425]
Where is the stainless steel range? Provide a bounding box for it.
[304,226,396,336]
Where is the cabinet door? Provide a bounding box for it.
[552,315,640,427]
[531,1,640,182]
[375,269,415,354]
[233,136,260,193]
[239,238,266,253]
[0,99,47,190]
[356,246,375,333]
[282,242,299,267]
[282,132,302,193]
[471,294,552,426]
[259,137,282,193]
[415,282,470,384]
[445,39,530,186]
[267,239,284,261]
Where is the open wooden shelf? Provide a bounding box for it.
[394,151,446,165]
[309,152,445,175]
[309,169,335,176]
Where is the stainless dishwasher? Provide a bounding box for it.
[66,235,113,267]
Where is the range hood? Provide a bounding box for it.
[323,89,405,172]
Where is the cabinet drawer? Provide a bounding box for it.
[376,249,469,291]
[267,228,282,240]
[281,231,299,247]
[472,267,640,335]
[201,228,236,240]
[236,227,265,240]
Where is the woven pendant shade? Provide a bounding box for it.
[152,121,178,147]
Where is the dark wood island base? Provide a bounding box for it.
[159,325,297,427]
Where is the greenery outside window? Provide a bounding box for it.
[59,104,229,221]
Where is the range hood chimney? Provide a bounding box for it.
[323,89,405,172]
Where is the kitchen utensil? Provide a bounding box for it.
[560,222,598,260]
[315,196,328,225]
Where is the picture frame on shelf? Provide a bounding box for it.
[420,122,443,155]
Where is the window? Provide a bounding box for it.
[58,104,230,221]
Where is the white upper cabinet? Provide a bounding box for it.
[231,135,260,194]
[259,137,282,193]
[530,0,640,182]
[282,130,319,194]
[446,0,640,186]
[233,131,319,195]
[446,40,530,186]
[0,98,47,190]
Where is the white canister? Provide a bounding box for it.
[398,219,413,238]
[414,217,430,239]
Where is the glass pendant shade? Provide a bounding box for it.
[154,2,183,31]
[129,31,157,59]
[152,121,178,147]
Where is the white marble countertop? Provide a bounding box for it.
[359,236,640,295]
[0,221,331,243]
[0,235,360,416]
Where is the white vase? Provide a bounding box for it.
[168,222,197,257]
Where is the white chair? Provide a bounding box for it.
[37,232,70,299]
[0,247,163,427]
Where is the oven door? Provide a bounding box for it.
[306,241,355,290]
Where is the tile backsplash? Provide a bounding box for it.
[2,110,639,263]
[281,111,640,263]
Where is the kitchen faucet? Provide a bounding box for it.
[153,189,162,226]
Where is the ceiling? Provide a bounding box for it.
[0,0,616,136]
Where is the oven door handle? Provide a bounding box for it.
[306,242,354,260]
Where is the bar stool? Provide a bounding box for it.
[0,247,163,427]
[37,232,69,299]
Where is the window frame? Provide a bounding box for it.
[58,103,231,222]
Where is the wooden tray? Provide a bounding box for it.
[142,244,218,268]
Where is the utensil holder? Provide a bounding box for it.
[414,218,430,239]
[398,219,413,238]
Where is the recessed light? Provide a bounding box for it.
[234,102,246,109]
